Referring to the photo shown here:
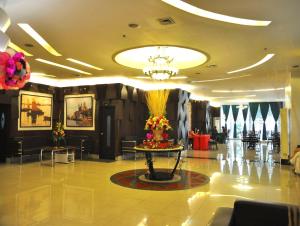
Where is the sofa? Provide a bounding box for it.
[208,200,300,226]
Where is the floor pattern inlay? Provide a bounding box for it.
[110,168,210,191]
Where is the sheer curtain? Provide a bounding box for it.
[270,102,281,133]
[231,105,239,138]
[222,105,230,129]
[249,103,259,131]
[260,102,270,140]
[242,107,248,136]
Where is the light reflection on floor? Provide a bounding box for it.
[0,140,299,226]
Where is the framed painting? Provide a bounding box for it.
[18,91,53,131]
[64,94,95,130]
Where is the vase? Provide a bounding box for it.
[152,129,163,141]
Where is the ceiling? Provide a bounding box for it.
[3,0,300,103]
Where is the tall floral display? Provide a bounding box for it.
[144,90,172,148]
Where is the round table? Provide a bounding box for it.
[134,145,183,181]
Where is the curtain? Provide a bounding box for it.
[242,107,248,136]
[222,105,230,129]
[270,102,280,132]
[260,102,269,140]
[231,105,239,138]
[249,102,259,131]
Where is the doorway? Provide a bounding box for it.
[99,106,115,160]
[0,104,10,162]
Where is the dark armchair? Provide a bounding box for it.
[209,200,299,226]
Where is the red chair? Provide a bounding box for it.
[193,134,200,150]
[199,134,210,150]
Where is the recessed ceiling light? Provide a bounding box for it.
[161,0,271,26]
[212,87,284,93]
[227,54,275,74]
[18,23,62,56]
[128,23,140,28]
[66,58,103,70]
[206,64,217,68]
[7,42,33,56]
[192,74,251,83]
[24,43,34,47]
[36,58,91,75]
[157,17,175,25]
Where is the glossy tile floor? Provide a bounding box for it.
[0,141,299,226]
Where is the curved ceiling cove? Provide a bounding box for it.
[161,0,271,26]
[212,87,284,93]
[227,54,275,74]
[191,74,251,83]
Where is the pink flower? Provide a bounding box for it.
[146,132,153,140]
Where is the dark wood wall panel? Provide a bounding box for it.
[1,83,195,159]
[191,101,209,133]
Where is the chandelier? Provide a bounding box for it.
[143,55,178,80]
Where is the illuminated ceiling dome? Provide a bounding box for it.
[114,45,208,80]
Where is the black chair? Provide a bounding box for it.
[209,200,299,226]
[209,139,218,150]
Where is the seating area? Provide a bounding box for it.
[9,135,91,164]
[209,200,300,226]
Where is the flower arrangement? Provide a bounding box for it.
[52,122,65,146]
[144,116,172,148]
[143,90,173,148]
[0,50,30,90]
[144,115,172,131]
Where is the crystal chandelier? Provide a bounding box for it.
[143,55,178,80]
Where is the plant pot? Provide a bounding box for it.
[152,129,163,141]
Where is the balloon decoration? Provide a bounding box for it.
[0,50,30,90]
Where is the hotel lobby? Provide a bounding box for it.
[0,1,300,226]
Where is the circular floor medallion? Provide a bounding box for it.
[138,174,181,183]
[110,168,210,191]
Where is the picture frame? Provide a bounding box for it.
[64,94,96,130]
[18,91,53,131]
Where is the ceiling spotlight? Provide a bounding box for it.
[24,43,34,48]
[206,64,217,68]
[128,23,140,28]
